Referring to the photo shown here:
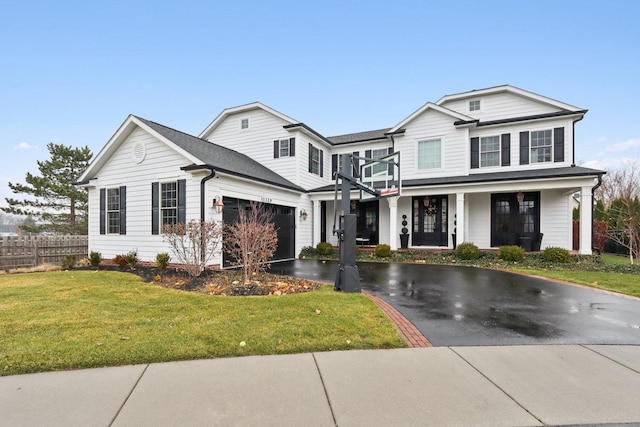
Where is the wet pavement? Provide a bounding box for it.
[271,259,640,346]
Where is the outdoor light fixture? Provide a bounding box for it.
[213,196,224,213]
[299,209,308,220]
[516,191,525,204]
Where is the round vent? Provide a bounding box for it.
[132,141,146,163]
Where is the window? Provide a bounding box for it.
[161,182,178,227]
[273,138,295,158]
[531,130,552,163]
[106,188,121,234]
[417,139,441,169]
[480,136,500,167]
[371,148,388,175]
[469,100,480,111]
[279,139,291,157]
[310,145,322,175]
[241,118,249,129]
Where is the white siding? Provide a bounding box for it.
[89,128,203,262]
[441,92,564,121]
[395,109,467,180]
[466,193,491,248]
[540,190,572,250]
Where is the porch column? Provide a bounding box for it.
[312,199,321,247]
[579,186,593,255]
[387,196,399,250]
[456,192,465,246]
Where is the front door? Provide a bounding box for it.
[412,195,448,246]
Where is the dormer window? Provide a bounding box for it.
[469,100,481,112]
[241,118,249,129]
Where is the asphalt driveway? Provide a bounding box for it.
[271,259,640,346]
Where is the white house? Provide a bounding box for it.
[76,85,604,267]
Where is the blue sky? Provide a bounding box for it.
[2,0,639,208]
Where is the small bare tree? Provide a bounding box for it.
[597,163,640,263]
[163,219,223,276]
[224,202,278,282]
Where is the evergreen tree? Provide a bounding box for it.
[2,143,92,234]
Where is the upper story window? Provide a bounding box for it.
[469,100,481,112]
[106,188,121,234]
[241,118,249,129]
[273,138,295,158]
[161,182,178,227]
[480,136,500,167]
[371,148,388,175]
[530,130,552,163]
[308,144,323,176]
[417,139,441,170]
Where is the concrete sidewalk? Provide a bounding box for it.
[1,346,640,427]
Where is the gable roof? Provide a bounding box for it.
[198,101,298,140]
[388,102,475,133]
[435,84,585,112]
[77,115,304,192]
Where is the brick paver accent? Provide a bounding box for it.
[363,291,431,348]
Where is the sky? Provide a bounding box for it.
[2,0,639,208]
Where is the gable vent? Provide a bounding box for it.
[132,141,146,163]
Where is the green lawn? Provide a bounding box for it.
[512,269,640,298]
[0,271,406,376]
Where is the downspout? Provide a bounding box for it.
[571,116,584,167]
[199,166,217,222]
[591,172,604,254]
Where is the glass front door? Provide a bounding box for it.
[412,195,448,246]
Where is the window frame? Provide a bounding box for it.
[417,138,442,170]
[530,129,552,163]
[160,181,178,228]
[279,139,291,157]
[480,135,500,167]
[469,99,481,112]
[106,187,120,234]
[310,145,321,175]
[240,118,249,129]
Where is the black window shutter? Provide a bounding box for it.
[177,179,186,225]
[470,137,479,169]
[119,186,127,235]
[273,140,279,158]
[151,182,159,235]
[320,150,324,177]
[308,143,313,173]
[501,134,511,166]
[289,138,295,156]
[365,149,372,159]
[554,127,564,162]
[519,131,530,165]
[332,154,338,177]
[99,188,106,235]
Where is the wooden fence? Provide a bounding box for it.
[0,235,88,269]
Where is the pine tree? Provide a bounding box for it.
[2,143,92,234]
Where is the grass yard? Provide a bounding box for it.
[0,271,406,376]
[513,268,640,298]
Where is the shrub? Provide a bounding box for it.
[61,254,76,270]
[316,242,334,256]
[544,247,571,263]
[155,252,171,271]
[455,242,480,260]
[164,220,223,277]
[497,245,525,262]
[299,246,316,258]
[113,254,129,268]
[124,250,139,269]
[374,244,392,258]
[88,251,102,268]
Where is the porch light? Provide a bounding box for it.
[516,191,525,204]
[213,196,224,213]
[299,209,308,220]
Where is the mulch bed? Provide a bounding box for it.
[93,264,322,296]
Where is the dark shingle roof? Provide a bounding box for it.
[136,117,304,192]
[309,166,604,193]
[327,128,392,145]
